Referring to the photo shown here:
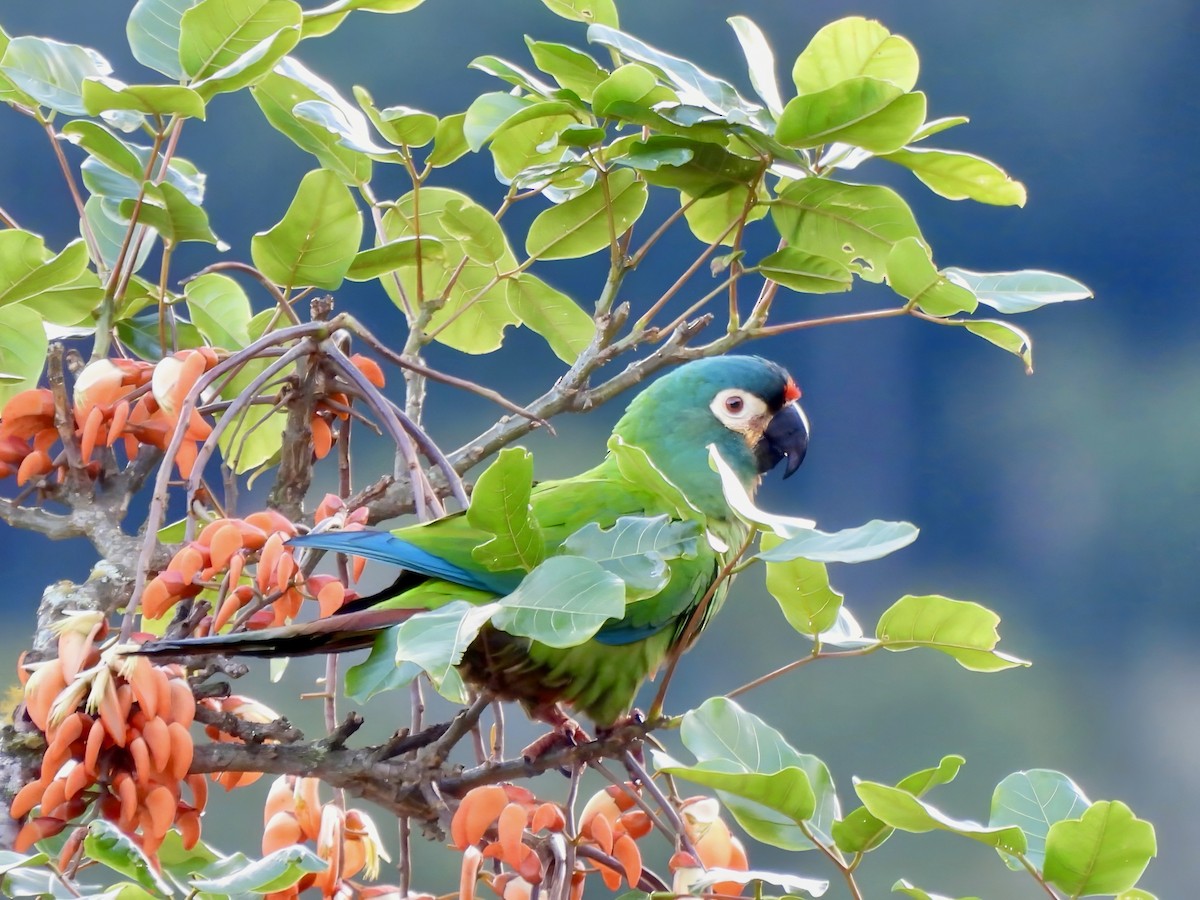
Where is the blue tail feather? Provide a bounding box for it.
[287,530,502,593]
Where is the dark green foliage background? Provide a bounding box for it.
[0,1,1193,895]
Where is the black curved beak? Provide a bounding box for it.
[755,402,809,478]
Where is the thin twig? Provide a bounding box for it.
[725,645,880,699]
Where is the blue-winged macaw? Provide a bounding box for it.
[140,356,808,733]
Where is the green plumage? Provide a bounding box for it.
[141,356,808,728]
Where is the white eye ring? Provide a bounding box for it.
[710,388,767,432]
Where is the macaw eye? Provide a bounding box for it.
[710,389,768,432]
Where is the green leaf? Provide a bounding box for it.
[0,849,55,900]
[885,236,977,315]
[379,188,518,353]
[964,320,1034,374]
[1043,801,1156,895]
[155,828,221,878]
[541,0,617,28]
[760,533,843,635]
[526,38,607,101]
[251,168,362,289]
[755,519,919,564]
[881,147,1026,206]
[354,86,437,147]
[942,268,1093,314]
[525,168,647,260]
[911,116,970,143]
[185,273,251,348]
[213,309,287,472]
[834,755,964,854]
[392,600,499,699]
[504,274,594,363]
[427,112,468,167]
[0,28,30,107]
[492,556,625,648]
[687,868,829,898]
[344,626,423,702]
[0,232,90,309]
[559,124,605,147]
[180,0,301,80]
[728,16,783,116]
[563,514,699,598]
[592,63,672,117]
[82,78,206,119]
[301,0,425,40]
[792,16,919,94]
[251,58,372,184]
[772,178,922,281]
[190,845,328,893]
[121,181,221,245]
[617,136,761,197]
[83,821,174,895]
[467,447,545,572]
[891,879,979,900]
[855,781,1027,854]
[483,107,579,183]
[680,697,840,850]
[345,236,444,281]
[758,247,852,294]
[876,594,1030,671]
[654,752,817,826]
[374,105,438,148]
[463,92,527,151]
[440,199,508,264]
[682,185,767,245]
[82,147,206,205]
[1046,801,1156,897]
[116,312,202,361]
[709,444,816,536]
[127,0,195,80]
[86,197,155,275]
[990,769,1090,872]
[609,435,702,522]
[1,36,111,116]
[189,22,300,100]
[470,54,557,97]
[588,25,749,116]
[778,77,923,154]
[292,98,394,156]
[60,121,144,181]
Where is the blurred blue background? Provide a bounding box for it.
[1,1,1196,896]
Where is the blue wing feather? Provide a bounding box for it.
[287,531,510,593]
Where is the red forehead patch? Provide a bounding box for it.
[783,378,802,403]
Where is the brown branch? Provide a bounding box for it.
[187,716,655,821]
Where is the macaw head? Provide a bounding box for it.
[613,356,809,516]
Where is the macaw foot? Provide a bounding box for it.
[598,709,646,768]
[521,704,592,762]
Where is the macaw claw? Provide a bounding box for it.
[522,704,592,762]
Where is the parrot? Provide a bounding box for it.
[137,355,809,736]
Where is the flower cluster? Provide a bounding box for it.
[450,781,737,900]
[141,499,366,630]
[262,775,390,897]
[12,615,201,859]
